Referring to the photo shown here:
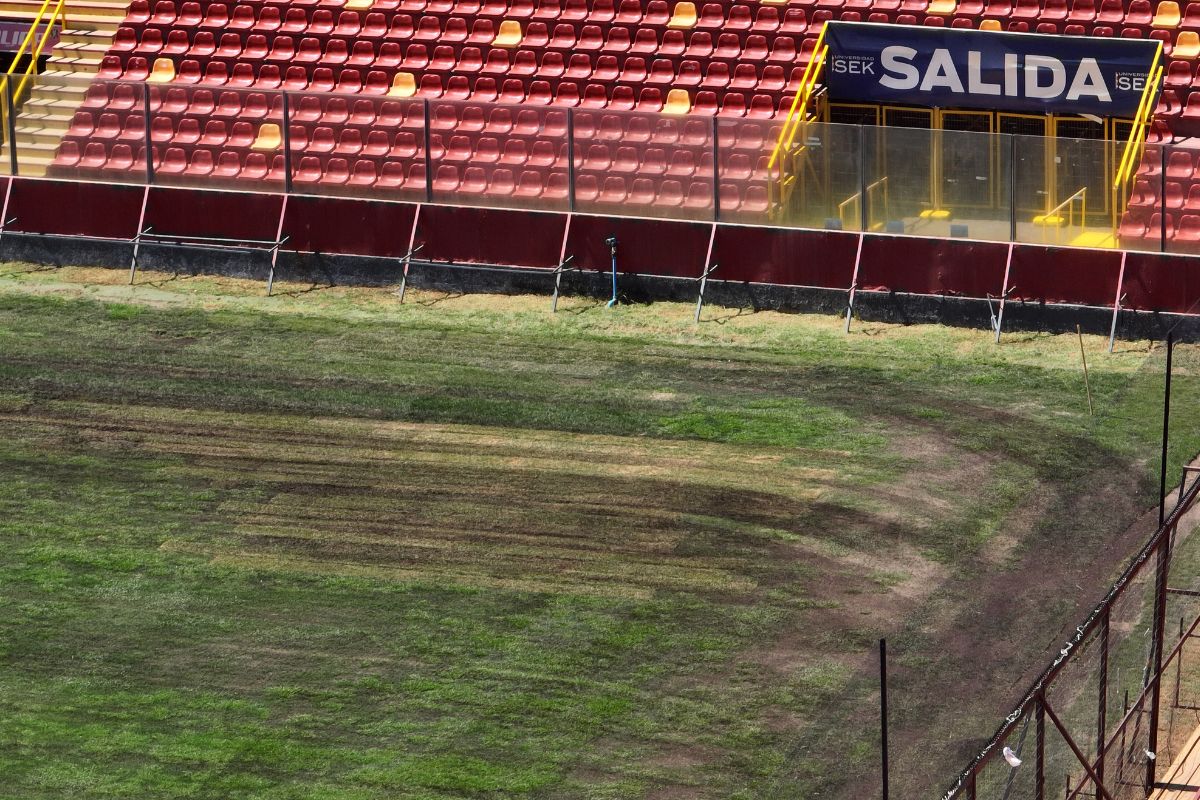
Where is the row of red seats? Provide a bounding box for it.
[1120,211,1200,249]
[78,83,774,145]
[112,33,809,85]
[99,58,792,114]
[49,139,768,217]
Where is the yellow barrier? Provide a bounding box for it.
[1114,43,1164,190]
[836,177,889,231]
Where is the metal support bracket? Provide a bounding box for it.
[694,261,719,324]
[265,194,290,296]
[397,203,423,303]
[993,242,1016,343]
[1109,251,1129,353]
[128,184,152,284]
[844,232,864,333]
[550,254,577,312]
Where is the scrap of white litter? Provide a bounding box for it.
[1003,747,1022,768]
[1145,750,1156,761]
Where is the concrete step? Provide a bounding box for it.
[13,124,70,145]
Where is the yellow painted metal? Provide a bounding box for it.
[767,22,828,170]
[0,0,67,143]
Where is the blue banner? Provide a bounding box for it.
[823,22,1160,118]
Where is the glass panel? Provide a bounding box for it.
[1161,142,1200,256]
[716,115,780,226]
[771,120,862,232]
[25,75,146,185]
[571,106,714,222]
[1014,133,1119,250]
[426,98,567,212]
[289,89,426,201]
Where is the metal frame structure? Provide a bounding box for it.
[943,462,1200,800]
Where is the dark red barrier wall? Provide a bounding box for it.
[1123,254,1200,314]
[566,215,712,278]
[858,236,1008,299]
[9,179,145,239]
[1007,246,1123,308]
[143,187,285,241]
[418,205,566,269]
[12,176,1200,318]
[286,195,416,258]
[712,225,857,288]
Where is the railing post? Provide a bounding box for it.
[566,108,576,212]
[1009,134,1017,242]
[1036,695,1046,800]
[142,82,154,185]
[280,90,293,194]
[711,116,720,222]
[423,98,433,203]
[859,126,867,232]
[1096,607,1108,800]
[1160,145,1167,253]
[1146,531,1172,792]
[6,78,18,177]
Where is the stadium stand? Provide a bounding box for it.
[0,0,1191,234]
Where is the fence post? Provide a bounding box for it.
[567,108,576,213]
[1009,134,1017,242]
[1146,530,1172,792]
[859,127,867,232]
[1036,696,1046,800]
[142,83,154,185]
[711,116,720,222]
[1160,146,1167,253]
[1159,333,1174,527]
[423,98,433,203]
[5,78,18,177]
[1096,607,1109,800]
[880,638,889,800]
[280,91,293,195]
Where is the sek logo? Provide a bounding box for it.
[831,57,875,75]
[1115,75,1146,91]
[876,46,1115,103]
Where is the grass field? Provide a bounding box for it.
[0,264,1198,800]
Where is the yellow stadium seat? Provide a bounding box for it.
[927,0,956,14]
[252,123,281,151]
[667,1,697,27]
[147,58,175,83]
[388,71,417,97]
[979,18,1001,29]
[1154,0,1181,27]
[346,0,372,7]
[663,88,691,114]
[493,19,522,45]
[1177,30,1200,58]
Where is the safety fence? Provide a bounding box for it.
[4,73,1195,255]
[943,465,1200,800]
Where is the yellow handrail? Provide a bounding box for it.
[14,0,66,104]
[1041,186,1087,244]
[767,22,828,169]
[1114,43,1164,189]
[0,0,54,99]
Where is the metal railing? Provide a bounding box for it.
[942,465,1200,800]
[0,0,66,142]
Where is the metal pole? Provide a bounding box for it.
[1146,531,1172,792]
[1160,333,1174,527]
[280,91,293,195]
[859,127,867,232]
[423,98,432,203]
[1036,696,1046,800]
[142,83,154,185]
[1108,252,1127,353]
[1160,146,1167,253]
[1096,608,1109,800]
[880,638,890,800]
[1010,134,1017,242]
[6,78,18,177]
[567,109,576,213]
[711,116,720,221]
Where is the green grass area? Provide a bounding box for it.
[0,264,1198,799]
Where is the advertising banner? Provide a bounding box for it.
[0,21,59,53]
[823,22,1160,118]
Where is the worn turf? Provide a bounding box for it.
[0,265,1197,799]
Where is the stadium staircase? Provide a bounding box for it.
[4,0,1200,238]
[0,0,132,174]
